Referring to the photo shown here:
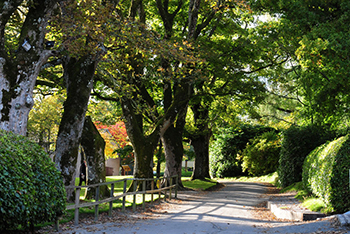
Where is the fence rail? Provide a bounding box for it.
[56,175,178,229]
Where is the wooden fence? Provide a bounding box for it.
[55,175,178,229]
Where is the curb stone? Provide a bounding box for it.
[337,212,350,226]
[268,200,326,221]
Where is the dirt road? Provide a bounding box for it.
[50,181,350,234]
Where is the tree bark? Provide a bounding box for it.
[0,0,59,135]
[81,116,110,199]
[121,97,159,190]
[190,131,211,180]
[189,100,212,180]
[161,81,191,188]
[161,124,185,187]
[54,55,98,201]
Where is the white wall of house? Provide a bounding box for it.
[106,158,121,176]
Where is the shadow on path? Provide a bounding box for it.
[47,181,350,234]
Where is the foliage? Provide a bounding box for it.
[278,125,336,188]
[95,121,131,159]
[241,130,281,176]
[114,145,134,165]
[0,130,66,230]
[88,98,122,126]
[183,144,196,161]
[209,124,275,178]
[253,0,350,129]
[27,93,64,154]
[302,134,350,213]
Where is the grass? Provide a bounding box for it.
[225,171,279,184]
[279,181,330,213]
[182,178,218,190]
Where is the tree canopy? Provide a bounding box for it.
[2,0,350,189]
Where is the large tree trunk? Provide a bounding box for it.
[0,0,58,135]
[161,81,191,188]
[81,116,110,199]
[121,97,159,190]
[189,101,211,180]
[161,124,185,188]
[191,133,211,180]
[54,55,98,201]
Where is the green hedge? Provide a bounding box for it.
[0,130,66,231]
[278,125,335,188]
[302,135,350,213]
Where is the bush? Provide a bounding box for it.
[278,125,336,188]
[209,133,243,178]
[241,131,281,176]
[302,135,350,213]
[0,130,66,231]
[210,124,275,178]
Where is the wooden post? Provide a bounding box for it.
[142,180,146,210]
[151,179,154,205]
[175,175,178,199]
[122,179,127,212]
[94,186,100,221]
[133,180,137,211]
[74,187,81,225]
[169,177,173,200]
[158,178,161,203]
[164,178,167,202]
[109,183,114,216]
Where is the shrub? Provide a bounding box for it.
[210,124,275,178]
[0,130,66,231]
[241,131,281,176]
[302,135,350,213]
[278,125,336,188]
[209,133,243,178]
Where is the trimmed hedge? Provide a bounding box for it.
[278,125,335,188]
[302,135,350,213]
[0,130,66,231]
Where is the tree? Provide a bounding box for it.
[51,0,111,200]
[27,92,64,156]
[0,0,61,135]
[253,0,350,130]
[184,0,282,180]
[95,121,131,159]
[96,0,203,189]
[81,116,110,199]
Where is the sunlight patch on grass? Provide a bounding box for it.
[182,178,217,191]
[223,172,278,185]
[302,197,325,212]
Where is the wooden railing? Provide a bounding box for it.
[56,175,178,229]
